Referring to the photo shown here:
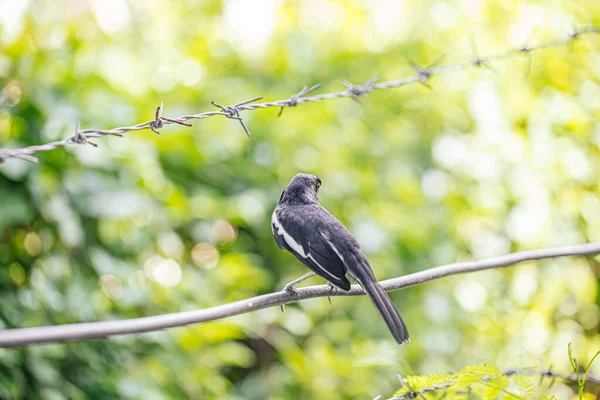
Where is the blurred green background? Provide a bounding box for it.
[1,0,600,399]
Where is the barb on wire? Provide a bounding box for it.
[278,84,321,117]
[405,382,427,400]
[569,24,582,40]
[469,36,495,71]
[408,54,446,89]
[504,368,600,386]
[70,122,97,147]
[520,37,536,76]
[567,25,590,52]
[212,96,263,137]
[341,76,379,103]
[0,28,598,164]
[0,102,189,164]
[149,102,192,135]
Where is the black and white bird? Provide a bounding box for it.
[272,173,409,344]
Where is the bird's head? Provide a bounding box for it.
[278,173,322,205]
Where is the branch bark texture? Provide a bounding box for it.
[1,242,599,347]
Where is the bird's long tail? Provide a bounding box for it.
[350,254,410,344]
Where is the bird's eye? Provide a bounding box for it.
[316,178,322,188]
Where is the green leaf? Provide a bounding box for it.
[568,342,578,373]
[514,374,534,399]
[582,349,600,399]
[568,342,584,399]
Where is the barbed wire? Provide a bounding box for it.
[0,27,597,164]
[390,368,600,399]
[504,368,600,386]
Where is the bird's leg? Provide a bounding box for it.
[327,282,338,305]
[280,271,316,313]
[282,271,316,292]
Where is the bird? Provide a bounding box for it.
[271,173,409,344]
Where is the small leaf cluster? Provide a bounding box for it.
[390,364,534,399]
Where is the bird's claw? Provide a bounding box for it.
[278,272,316,312]
[327,283,338,306]
[280,285,300,313]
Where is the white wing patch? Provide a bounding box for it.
[272,211,306,257]
[306,254,337,279]
[323,235,345,263]
[272,211,339,280]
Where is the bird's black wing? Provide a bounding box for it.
[272,205,351,290]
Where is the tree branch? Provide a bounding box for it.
[1,242,599,348]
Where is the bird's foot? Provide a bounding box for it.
[282,281,299,292]
[278,272,316,313]
[280,285,300,313]
[327,283,338,305]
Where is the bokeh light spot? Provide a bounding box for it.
[223,0,278,58]
[9,263,25,285]
[0,80,21,106]
[454,280,487,311]
[24,232,41,256]
[158,232,184,258]
[191,243,220,269]
[91,0,131,34]
[421,169,450,200]
[144,256,182,287]
[100,274,123,299]
[175,60,203,87]
[210,220,237,246]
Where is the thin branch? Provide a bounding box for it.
[0,241,598,347]
[0,27,598,163]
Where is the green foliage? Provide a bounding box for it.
[390,364,533,399]
[569,342,600,400]
[513,374,534,399]
[568,342,583,398]
[583,350,600,392]
[392,344,600,400]
[2,1,600,399]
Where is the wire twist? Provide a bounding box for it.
[149,102,192,134]
[278,84,322,116]
[341,76,379,103]
[211,96,263,137]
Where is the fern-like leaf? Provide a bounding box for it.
[568,342,578,373]
[390,364,539,400]
[455,364,500,386]
[455,364,527,399]
[568,342,584,399]
[514,374,534,398]
[390,373,455,399]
